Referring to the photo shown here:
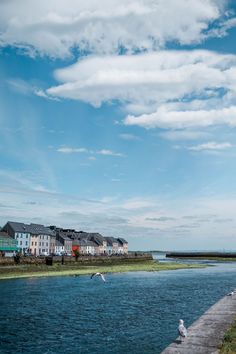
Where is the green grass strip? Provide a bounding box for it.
[0,260,206,280]
[220,316,236,354]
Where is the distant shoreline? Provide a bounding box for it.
[165,251,236,261]
[0,260,206,280]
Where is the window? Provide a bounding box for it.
[39,242,41,246]
[26,234,28,238]
[20,241,22,245]
[42,242,44,246]
[35,242,37,246]
[25,241,28,246]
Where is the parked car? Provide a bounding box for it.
[54,252,62,256]
[23,252,34,257]
[40,251,49,256]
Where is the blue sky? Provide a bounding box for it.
[1,0,236,250]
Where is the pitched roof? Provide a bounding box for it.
[58,232,73,241]
[117,238,128,245]
[6,221,31,233]
[105,237,119,246]
[28,224,55,236]
[73,239,97,247]
[4,221,54,236]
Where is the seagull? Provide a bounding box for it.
[227,291,235,296]
[90,272,106,282]
[178,319,187,341]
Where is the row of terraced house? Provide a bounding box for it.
[0,221,128,257]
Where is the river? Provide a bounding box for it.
[1,257,236,354]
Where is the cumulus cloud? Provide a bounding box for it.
[125,106,236,129]
[47,50,236,105]
[46,50,236,132]
[188,141,233,151]
[0,0,229,58]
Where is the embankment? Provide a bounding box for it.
[0,254,205,280]
[0,253,152,266]
[161,293,236,354]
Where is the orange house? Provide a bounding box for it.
[72,240,80,256]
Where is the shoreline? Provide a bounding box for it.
[0,260,206,280]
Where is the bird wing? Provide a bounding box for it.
[91,273,96,279]
[100,274,106,282]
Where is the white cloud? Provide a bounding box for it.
[56,146,124,157]
[125,106,236,129]
[159,130,211,141]
[188,141,233,151]
[34,89,60,101]
[207,16,236,38]
[0,0,228,58]
[46,49,236,132]
[96,149,124,157]
[48,50,235,104]
[57,147,88,154]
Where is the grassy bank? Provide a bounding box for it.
[220,316,236,353]
[0,260,206,280]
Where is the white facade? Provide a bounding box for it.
[80,244,95,255]
[55,243,65,255]
[38,234,50,255]
[15,232,30,254]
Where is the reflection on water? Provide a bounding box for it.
[1,260,236,354]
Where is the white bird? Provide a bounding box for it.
[90,272,106,282]
[178,319,187,341]
[227,291,235,296]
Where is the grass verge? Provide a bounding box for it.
[0,260,206,280]
[220,316,236,354]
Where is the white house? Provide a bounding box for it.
[2,222,31,254]
[54,240,65,255]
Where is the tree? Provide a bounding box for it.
[74,249,80,261]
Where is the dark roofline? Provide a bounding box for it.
[117,238,128,245]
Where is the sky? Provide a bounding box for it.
[1,0,236,251]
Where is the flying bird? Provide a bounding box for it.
[90,272,106,282]
[178,319,187,341]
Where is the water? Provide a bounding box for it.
[1,261,236,354]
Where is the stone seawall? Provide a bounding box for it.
[0,253,153,266]
[161,294,236,354]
